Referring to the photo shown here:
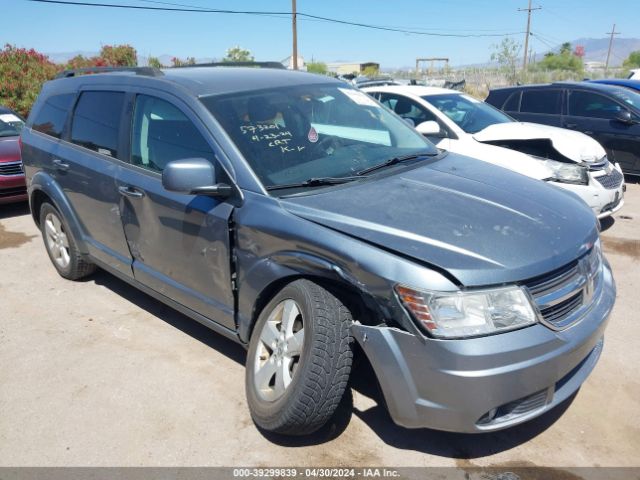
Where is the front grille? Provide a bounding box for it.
[0,186,27,197]
[0,161,23,176]
[524,246,600,330]
[595,168,623,189]
[526,260,580,296]
[539,291,584,328]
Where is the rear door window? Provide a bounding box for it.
[503,91,521,111]
[379,93,438,126]
[70,91,125,157]
[130,95,213,173]
[520,89,562,115]
[32,94,75,139]
[568,90,623,119]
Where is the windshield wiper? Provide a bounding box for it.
[265,176,361,191]
[355,152,437,176]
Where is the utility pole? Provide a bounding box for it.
[519,0,541,70]
[291,0,298,70]
[605,23,620,75]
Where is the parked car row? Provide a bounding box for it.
[364,85,625,219]
[485,81,640,177]
[19,64,615,436]
[0,106,27,204]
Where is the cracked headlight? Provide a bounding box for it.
[395,285,538,339]
[543,159,589,185]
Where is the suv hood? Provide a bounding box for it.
[282,154,598,287]
[472,122,606,164]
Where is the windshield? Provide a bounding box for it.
[201,83,437,189]
[0,112,24,138]
[611,88,640,110]
[422,93,513,133]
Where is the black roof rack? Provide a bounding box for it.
[171,61,287,70]
[55,66,164,79]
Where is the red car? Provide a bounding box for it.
[0,106,27,204]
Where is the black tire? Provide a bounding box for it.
[39,202,96,280]
[245,279,353,435]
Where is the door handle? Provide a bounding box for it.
[564,123,578,129]
[52,158,70,171]
[118,185,145,198]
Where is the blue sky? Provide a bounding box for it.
[2,0,639,67]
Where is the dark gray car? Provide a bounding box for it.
[20,66,615,435]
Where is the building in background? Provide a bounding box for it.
[327,62,380,76]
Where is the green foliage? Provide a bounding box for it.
[147,56,163,68]
[65,54,97,69]
[223,46,254,63]
[171,56,196,67]
[99,44,137,66]
[0,44,58,118]
[623,51,640,69]
[535,42,583,73]
[0,43,139,118]
[362,65,380,77]
[306,61,328,75]
[491,37,521,83]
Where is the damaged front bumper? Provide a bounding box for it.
[352,263,616,433]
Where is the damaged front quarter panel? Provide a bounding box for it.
[231,191,458,344]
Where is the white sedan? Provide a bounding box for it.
[363,85,625,219]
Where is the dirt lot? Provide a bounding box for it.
[1,182,639,468]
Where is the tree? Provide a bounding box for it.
[147,56,163,68]
[99,44,137,66]
[491,37,521,83]
[623,51,640,69]
[171,56,196,67]
[223,46,254,63]
[361,65,380,77]
[536,42,583,73]
[0,44,58,118]
[559,42,572,55]
[306,61,328,75]
[65,54,100,69]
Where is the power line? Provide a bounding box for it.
[24,0,526,38]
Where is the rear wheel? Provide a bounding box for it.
[245,279,353,435]
[40,202,96,280]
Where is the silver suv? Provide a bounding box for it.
[20,65,615,435]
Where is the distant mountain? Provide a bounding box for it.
[553,37,640,66]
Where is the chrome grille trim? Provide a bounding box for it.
[0,161,23,176]
[595,168,624,189]
[524,246,601,330]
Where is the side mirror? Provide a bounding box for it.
[614,110,637,125]
[415,120,446,137]
[162,158,233,197]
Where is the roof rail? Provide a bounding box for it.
[55,66,164,79]
[171,61,287,70]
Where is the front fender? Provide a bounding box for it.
[236,250,365,343]
[29,170,89,254]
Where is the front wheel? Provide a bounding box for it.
[245,279,353,435]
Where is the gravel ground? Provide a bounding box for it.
[0,181,638,468]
